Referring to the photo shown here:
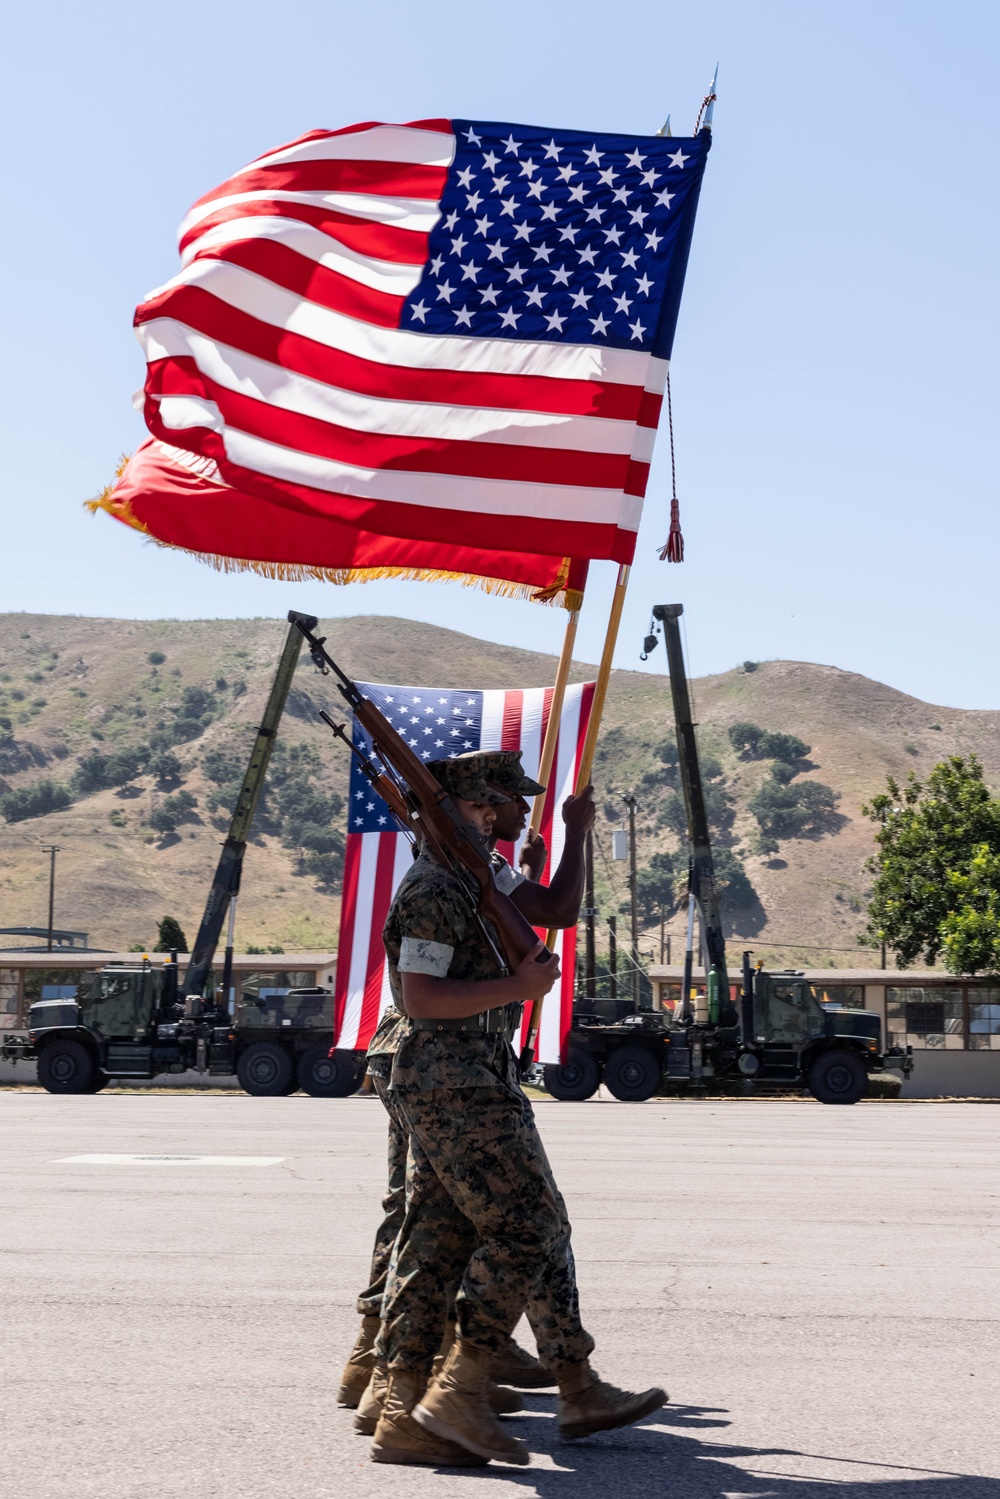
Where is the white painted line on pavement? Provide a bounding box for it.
[53,1154,286,1165]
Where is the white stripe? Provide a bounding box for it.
[537,683,585,1065]
[138,267,653,386]
[146,326,641,455]
[479,690,506,753]
[178,216,424,293]
[157,395,224,433]
[374,834,414,1021]
[511,688,547,868]
[644,358,669,395]
[631,425,657,463]
[178,189,439,243]
[220,425,644,530]
[240,124,456,173]
[340,835,381,1049]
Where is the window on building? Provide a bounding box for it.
[968,988,1000,1051]
[810,984,864,1010]
[887,987,964,1049]
[0,969,19,1020]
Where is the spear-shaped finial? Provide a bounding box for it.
[701,64,719,131]
[655,114,673,138]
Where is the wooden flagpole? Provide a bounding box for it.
[527,606,580,838]
[522,563,632,1069]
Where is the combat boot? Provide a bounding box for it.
[491,1335,556,1389]
[557,1360,667,1440]
[433,1324,524,1415]
[413,1341,530,1466]
[371,1370,487,1467]
[338,1315,381,1408]
[354,1358,389,1435]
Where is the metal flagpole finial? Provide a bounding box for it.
[655,114,673,138]
[697,65,719,132]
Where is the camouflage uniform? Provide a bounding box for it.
[378,847,594,1375]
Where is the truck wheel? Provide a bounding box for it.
[808,1048,867,1105]
[543,1049,601,1102]
[604,1044,662,1103]
[237,1042,295,1097]
[298,1044,362,1098]
[38,1040,97,1095]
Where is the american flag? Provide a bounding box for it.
[335,677,595,1064]
[134,118,709,570]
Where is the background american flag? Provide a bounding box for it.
[335,678,595,1063]
[134,117,709,569]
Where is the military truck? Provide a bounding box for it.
[1,613,364,1099]
[544,604,913,1106]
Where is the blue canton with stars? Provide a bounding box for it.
[349,683,484,832]
[403,121,710,355]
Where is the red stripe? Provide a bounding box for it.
[191,158,448,211]
[637,390,663,427]
[191,238,404,328]
[147,365,633,490]
[242,119,452,169]
[333,835,363,1039]
[137,291,647,420]
[179,198,429,263]
[493,689,525,868]
[357,834,399,1043]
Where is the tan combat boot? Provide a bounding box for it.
[557,1360,667,1440]
[354,1358,389,1435]
[433,1323,524,1415]
[371,1369,487,1467]
[491,1334,556,1389]
[337,1315,381,1408]
[413,1341,530,1466]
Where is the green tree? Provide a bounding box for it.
[749,777,838,839]
[154,915,188,952]
[0,780,72,822]
[939,845,1000,976]
[728,721,765,757]
[863,756,1000,967]
[148,805,176,837]
[148,749,182,785]
[635,851,680,920]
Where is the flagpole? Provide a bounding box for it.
[522,562,632,1071]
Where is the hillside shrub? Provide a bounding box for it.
[749,777,839,839]
[728,721,810,764]
[0,779,72,822]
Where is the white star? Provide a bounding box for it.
[450,233,467,255]
[409,738,418,746]
[532,243,553,262]
[603,226,623,245]
[463,740,473,748]
[482,149,500,171]
[550,264,571,285]
[355,789,364,800]
[430,255,445,275]
[629,318,647,341]
[625,148,646,169]
[641,168,660,187]
[570,288,591,309]
[576,244,597,265]
[505,262,526,283]
[460,260,479,282]
[354,816,363,826]
[596,267,616,289]
[423,705,434,715]
[453,304,473,327]
[435,280,455,302]
[366,801,375,810]
[655,188,675,209]
[526,178,546,200]
[409,300,429,322]
[434,740,444,748]
[629,206,648,226]
[585,204,605,222]
[598,166,618,187]
[620,248,639,269]
[613,292,633,314]
[540,202,559,221]
[502,133,522,154]
[465,191,483,211]
[645,229,663,251]
[513,220,533,241]
[584,145,603,165]
[464,127,482,145]
[486,240,506,261]
[612,186,631,205]
[491,173,511,196]
[499,196,518,217]
[422,725,432,734]
[590,312,610,336]
[558,223,579,242]
[378,815,387,825]
[499,308,521,329]
[474,214,494,236]
[478,283,501,305]
[557,163,577,181]
[444,209,460,230]
[525,286,545,307]
[667,148,690,169]
[386,695,395,703]
[543,138,562,159]
[635,273,653,295]
[519,157,538,178]
[457,166,474,189]
[567,183,587,203]
[545,309,566,332]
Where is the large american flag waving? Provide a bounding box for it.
[134,118,709,570]
[336,678,595,1065]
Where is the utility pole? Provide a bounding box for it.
[608,915,618,1000]
[584,828,596,1001]
[41,845,61,953]
[623,792,640,1007]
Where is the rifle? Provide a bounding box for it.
[289,612,552,989]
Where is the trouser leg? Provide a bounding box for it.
[355,1071,408,1317]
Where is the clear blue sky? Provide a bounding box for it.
[3,0,998,706]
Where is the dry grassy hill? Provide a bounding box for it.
[2,612,997,967]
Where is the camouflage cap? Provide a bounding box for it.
[427,755,510,805]
[471,749,546,798]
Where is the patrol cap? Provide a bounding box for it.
[470,748,546,798]
[427,755,510,805]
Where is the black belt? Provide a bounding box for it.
[411,1003,521,1038]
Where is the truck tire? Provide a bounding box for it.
[604,1044,662,1103]
[237,1041,296,1097]
[543,1049,601,1102]
[808,1048,867,1105]
[298,1044,362,1098]
[38,1039,98,1095]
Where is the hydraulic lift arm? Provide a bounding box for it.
[652,604,732,1025]
[180,615,314,1002]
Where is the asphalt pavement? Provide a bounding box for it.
[1,1092,998,1499]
